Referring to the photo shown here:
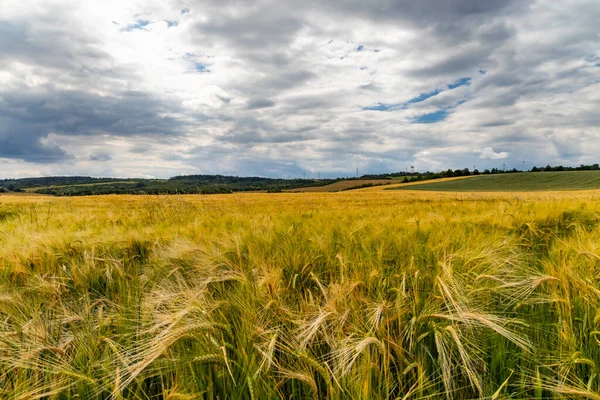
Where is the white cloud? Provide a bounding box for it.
[479,147,509,160]
[0,0,599,178]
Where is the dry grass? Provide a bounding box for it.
[2,190,600,398]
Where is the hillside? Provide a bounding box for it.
[392,171,600,192]
[0,175,336,195]
[287,179,393,192]
[6,169,600,196]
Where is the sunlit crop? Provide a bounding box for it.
[2,190,600,399]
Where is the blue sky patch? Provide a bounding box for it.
[165,20,178,28]
[448,77,471,89]
[414,109,449,123]
[121,19,151,32]
[355,45,380,53]
[479,69,487,75]
[363,88,444,111]
[363,103,396,111]
[407,88,444,104]
[363,76,471,112]
[193,63,211,73]
[181,8,190,14]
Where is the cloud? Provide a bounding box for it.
[90,151,113,161]
[0,133,70,163]
[247,98,275,109]
[121,19,151,32]
[0,85,186,162]
[0,0,598,178]
[479,147,509,160]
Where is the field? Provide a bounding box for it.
[0,176,336,196]
[392,171,600,192]
[3,190,600,399]
[287,179,392,192]
[22,181,138,192]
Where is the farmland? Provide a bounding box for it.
[393,171,600,192]
[287,179,393,192]
[2,190,600,398]
[0,175,337,196]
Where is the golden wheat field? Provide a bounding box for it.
[3,190,600,399]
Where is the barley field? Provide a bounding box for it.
[2,190,600,399]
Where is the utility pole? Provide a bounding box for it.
[356,167,359,178]
[502,162,506,172]
[303,172,306,179]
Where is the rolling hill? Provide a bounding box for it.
[287,179,393,192]
[0,175,336,195]
[391,171,600,192]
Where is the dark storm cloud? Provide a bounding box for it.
[247,98,275,110]
[0,87,186,162]
[90,151,113,161]
[0,127,70,163]
[326,0,526,21]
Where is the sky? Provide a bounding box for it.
[1,0,599,179]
